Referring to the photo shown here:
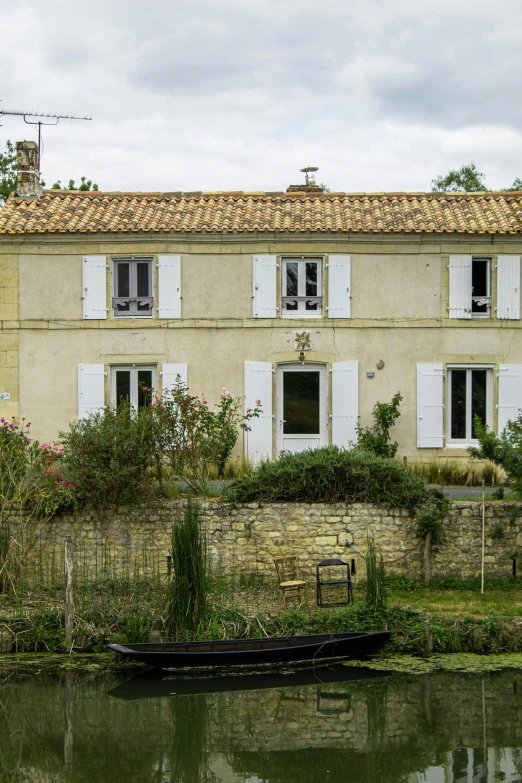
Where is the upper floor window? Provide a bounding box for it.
[282,258,323,317]
[471,258,491,317]
[112,257,154,318]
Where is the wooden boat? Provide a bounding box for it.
[108,631,390,674]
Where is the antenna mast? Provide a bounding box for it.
[0,108,92,172]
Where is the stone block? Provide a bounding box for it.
[314,536,338,546]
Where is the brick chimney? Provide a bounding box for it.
[15,141,42,199]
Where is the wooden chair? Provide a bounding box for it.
[274,556,306,609]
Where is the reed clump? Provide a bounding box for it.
[166,500,208,640]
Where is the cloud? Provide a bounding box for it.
[1,0,522,193]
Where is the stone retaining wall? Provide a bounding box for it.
[14,499,522,584]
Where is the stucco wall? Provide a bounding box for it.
[3,233,522,455]
[17,500,522,586]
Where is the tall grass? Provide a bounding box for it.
[166,500,208,640]
[408,458,506,487]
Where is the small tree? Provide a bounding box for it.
[356,392,403,458]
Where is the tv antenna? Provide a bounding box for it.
[0,107,92,171]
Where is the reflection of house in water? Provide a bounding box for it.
[409,748,521,782]
[1,671,522,782]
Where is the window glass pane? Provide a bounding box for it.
[283,371,320,434]
[284,262,299,311]
[472,259,489,313]
[115,371,131,405]
[116,263,130,312]
[137,263,150,296]
[137,370,153,408]
[117,263,130,297]
[471,370,487,435]
[305,262,318,310]
[450,370,467,439]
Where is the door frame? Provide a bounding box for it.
[276,362,328,454]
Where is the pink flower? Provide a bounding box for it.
[222,387,228,392]
[246,407,252,412]
[255,399,261,405]
[203,398,208,404]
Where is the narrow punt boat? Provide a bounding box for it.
[108,630,390,674]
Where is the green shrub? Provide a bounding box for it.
[226,446,428,509]
[60,401,156,506]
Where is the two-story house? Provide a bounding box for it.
[1,140,522,464]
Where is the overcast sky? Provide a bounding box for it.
[1,0,522,193]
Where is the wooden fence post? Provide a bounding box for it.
[64,536,74,649]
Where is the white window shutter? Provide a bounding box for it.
[158,255,181,319]
[331,361,358,446]
[252,255,277,318]
[78,364,105,419]
[327,255,351,318]
[497,365,522,433]
[82,256,107,319]
[161,363,188,394]
[417,364,444,448]
[448,255,472,319]
[497,256,520,320]
[244,361,273,464]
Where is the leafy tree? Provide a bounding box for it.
[51,176,99,191]
[431,163,488,192]
[0,140,16,205]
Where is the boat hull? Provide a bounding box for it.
[108,631,391,673]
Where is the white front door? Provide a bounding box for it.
[277,364,327,454]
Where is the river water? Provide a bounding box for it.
[1,664,521,782]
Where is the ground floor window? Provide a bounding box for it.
[110,366,156,408]
[447,366,492,444]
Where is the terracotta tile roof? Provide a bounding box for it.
[2,189,522,235]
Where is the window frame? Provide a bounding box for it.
[112,256,154,319]
[281,257,323,318]
[471,257,492,318]
[110,365,157,408]
[446,364,493,446]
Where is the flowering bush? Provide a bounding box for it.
[152,379,262,490]
[0,417,75,516]
[0,417,76,591]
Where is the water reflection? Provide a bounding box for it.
[1,666,522,782]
